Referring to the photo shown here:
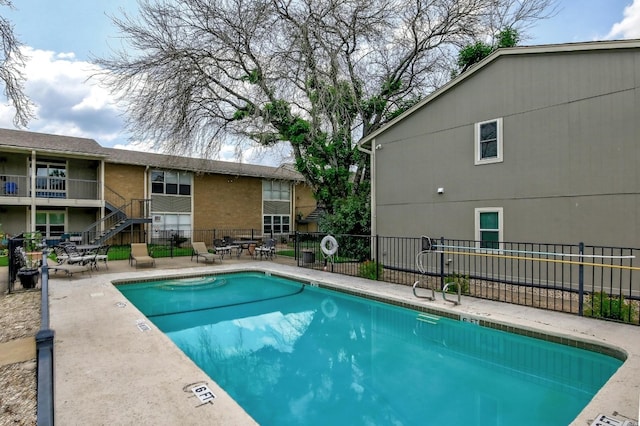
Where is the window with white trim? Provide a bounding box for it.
[151,170,191,195]
[264,215,290,234]
[474,118,503,165]
[475,208,503,249]
[262,180,291,235]
[34,160,67,198]
[35,210,66,239]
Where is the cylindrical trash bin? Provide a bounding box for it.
[302,249,315,264]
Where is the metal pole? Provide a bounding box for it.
[578,242,584,316]
[375,234,380,280]
[440,237,445,290]
[36,251,55,426]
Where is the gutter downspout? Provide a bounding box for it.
[144,165,149,243]
[357,140,376,238]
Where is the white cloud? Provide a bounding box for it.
[1,47,129,145]
[607,0,640,39]
[0,46,288,167]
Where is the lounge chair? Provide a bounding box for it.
[46,257,92,277]
[130,243,155,268]
[55,244,97,269]
[256,238,277,260]
[191,241,221,263]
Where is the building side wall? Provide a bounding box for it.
[373,48,640,247]
[193,174,263,230]
[104,163,146,202]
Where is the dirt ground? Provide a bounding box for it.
[0,289,40,426]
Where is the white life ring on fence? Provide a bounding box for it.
[321,235,338,256]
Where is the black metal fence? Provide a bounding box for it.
[294,233,640,325]
[9,230,639,326]
[37,254,54,426]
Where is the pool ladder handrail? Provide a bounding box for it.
[412,280,435,300]
[442,282,461,306]
[414,250,436,300]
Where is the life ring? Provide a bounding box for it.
[321,298,338,318]
[321,235,338,256]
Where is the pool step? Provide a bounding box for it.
[416,313,440,325]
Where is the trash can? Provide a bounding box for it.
[302,249,315,264]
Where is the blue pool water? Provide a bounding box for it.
[117,272,622,425]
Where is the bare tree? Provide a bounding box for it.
[0,0,33,127]
[97,0,555,218]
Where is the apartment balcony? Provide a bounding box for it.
[0,174,101,207]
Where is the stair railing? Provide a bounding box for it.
[81,198,151,244]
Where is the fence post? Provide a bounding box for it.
[440,237,445,290]
[37,251,55,425]
[375,234,380,281]
[578,242,584,316]
[295,231,299,263]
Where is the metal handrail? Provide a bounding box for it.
[442,282,461,306]
[36,251,54,425]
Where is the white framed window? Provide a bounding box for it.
[475,207,503,250]
[263,215,290,235]
[35,210,66,239]
[151,170,191,195]
[263,180,291,201]
[474,118,503,165]
[33,160,67,198]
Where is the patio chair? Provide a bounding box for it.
[130,243,155,268]
[58,244,96,268]
[256,238,277,260]
[247,243,257,260]
[191,241,221,264]
[94,245,111,270]
[46,258,93,277]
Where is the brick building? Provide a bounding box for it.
[0,128,317,244]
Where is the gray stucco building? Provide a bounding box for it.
[359,39,640,248]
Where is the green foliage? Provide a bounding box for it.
[319,188,371,260]
[496,28,519,48]
[320,186,370,236]
[359,260,383,280]
[456,42,493,71]
[455,28,521,75]
[233,104,255,121]
[241,68,262,84]
[585,292,637,323]
[444,274,470,294]
[23,231,43,252]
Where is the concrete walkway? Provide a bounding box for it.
[5,254,640,425]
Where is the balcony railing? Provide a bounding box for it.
[0,174,99,200]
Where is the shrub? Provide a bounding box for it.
[444,274,470,295]
[585,291,637,323]
[359,260,383,280]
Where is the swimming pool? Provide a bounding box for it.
[117,272,623,425]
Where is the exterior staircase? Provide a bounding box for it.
[81,186,152,245]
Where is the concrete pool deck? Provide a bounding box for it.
[47,257,640,425]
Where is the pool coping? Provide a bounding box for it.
[52,262,640,425]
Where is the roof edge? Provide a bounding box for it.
[357,38,640,149]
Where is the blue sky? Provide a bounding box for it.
[1,0,639,165]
